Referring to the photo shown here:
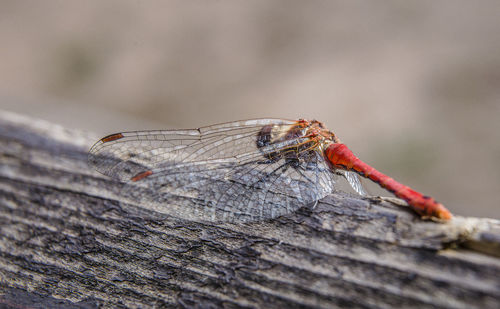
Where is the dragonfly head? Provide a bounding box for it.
[301,119,341,145]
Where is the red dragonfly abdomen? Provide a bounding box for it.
[324,143,452,220]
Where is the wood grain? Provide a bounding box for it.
[0,110,499,308]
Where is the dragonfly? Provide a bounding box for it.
[88,119,452,223]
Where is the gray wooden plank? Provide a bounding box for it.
[0,110,499,309]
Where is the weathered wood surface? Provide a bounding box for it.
[0,110,499,309]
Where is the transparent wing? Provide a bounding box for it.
[121,150,335,223]
[89,119,295,182]
[341,171,367,196]
[88,118,337,222]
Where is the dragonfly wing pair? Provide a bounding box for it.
[89,119,346,222]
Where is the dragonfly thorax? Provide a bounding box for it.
[256,119,339,164]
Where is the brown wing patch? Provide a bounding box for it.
[101,133,124,143]
[131,170,153,182]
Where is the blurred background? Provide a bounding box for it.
[1,1,499,218]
